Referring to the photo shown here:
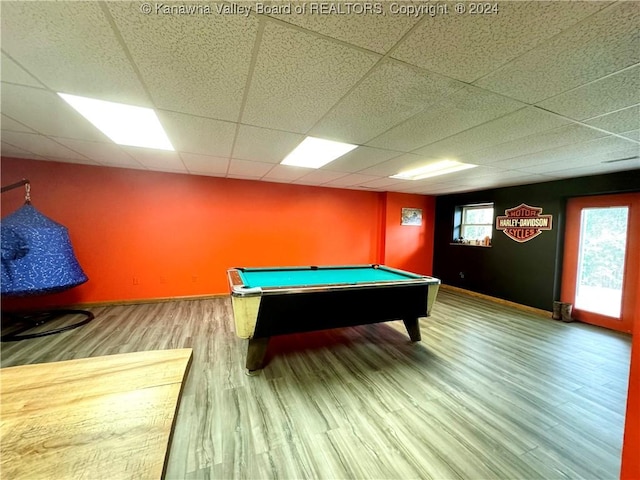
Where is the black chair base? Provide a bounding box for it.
[1,309,94,342]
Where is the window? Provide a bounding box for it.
[454,203,494,245]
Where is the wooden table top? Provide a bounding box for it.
[1,348,193,479]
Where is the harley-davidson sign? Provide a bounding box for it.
[496,203,553,243]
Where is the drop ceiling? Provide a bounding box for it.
[1,1,638,195]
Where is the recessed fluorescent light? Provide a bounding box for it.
[58,93,174,151]
[281,137,357,168]
[391,160,477,180]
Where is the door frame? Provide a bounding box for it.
[561,193,640,333]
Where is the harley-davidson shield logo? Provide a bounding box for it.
[495,203,553,243]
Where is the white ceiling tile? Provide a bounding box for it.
[543,162,640,179]
[1,83,111,142]
[260,178,297,186]
[537,65,640,121]
[459,124,610,165]
[414,165,532,188]
[310,59,465,144]
[1,1,636,195]
[227,159,274,177]
[242,21,380,133]
[122,147,187,172]
[490,136,639,171]
[324,146,403,173]
[488,155,561,171]
[419,185,476,195]
[419,184,471,195]
[322,173,381,187]
[457,173,555,189]
[351,185,385,192]
[475,2,639,103]
[226,174,265,181]
[0,131,92,162]
[51,138,141,168]
[294,170,349,185]
[584,105,640,134]
[1,2,149,105]
[107,2,259,120]
[391,168,554,194]
[367,85,525,152]
[35,155,101,167]
[1,114,37,134]
[158,111,236,157]
[180,153,229,176]
[392,182,444,194]
[233,125,305,163]
[429,176,478,191]
[622,130,640,142]
[412,107,571,159]
[1,52,43,88]
[358,177,408,189]
[583,144,640,164]
[267,7,419,54]
[358,153,430,177]
[395,182,459,195]
[261,164,311,182]
[1,142,44,160]
[392,1,607,83]
[439,165,514,181]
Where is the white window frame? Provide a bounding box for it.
[460,203,494,243]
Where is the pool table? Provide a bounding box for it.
[227,264,440,372]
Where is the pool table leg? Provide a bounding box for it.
[246,337,270,373]
[403,318,422,342]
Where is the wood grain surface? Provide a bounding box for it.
[1,348,192,479]
[1,290,630,479]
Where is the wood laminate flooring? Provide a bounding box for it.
[0,289,631,479]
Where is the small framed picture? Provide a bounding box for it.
[401,208,422,226]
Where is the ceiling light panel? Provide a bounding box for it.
[391,160,477,180]
[281,137,358,169]
[58,93,174,151]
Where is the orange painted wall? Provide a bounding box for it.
[382,192,435,275]
[1,157,434,308]
[621,260,640,479]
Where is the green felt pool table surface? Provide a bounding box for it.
[237,265,423,289]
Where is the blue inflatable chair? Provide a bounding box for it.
[1,179,94,341]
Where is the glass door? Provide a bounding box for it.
[562,194,639,333]
[575,206,628,319]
